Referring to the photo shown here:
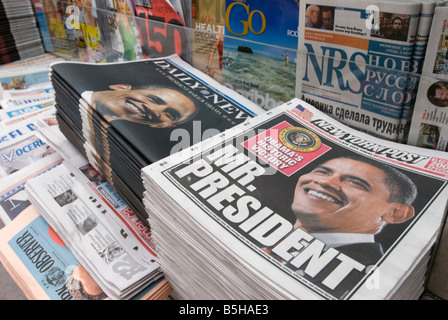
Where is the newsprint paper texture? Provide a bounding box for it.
[407,7,448,151]
[0,205,103,300]
[420,6,448,79]
[142,98,448,300]
[407,75,448,151]
[296,0,420,142]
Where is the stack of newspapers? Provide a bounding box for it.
[50,54,263,222]
[142,98,448,299]
[407,5,448,150]
[0,118,171,300]
[24,152,164,300]
[0,83,55,126]
[0,0,45,65]
[296,0,439,143]
[0,204,171,300]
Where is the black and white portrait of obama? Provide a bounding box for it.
[257,149,445,270]
[248,151,445,297]
[90,84,199,128]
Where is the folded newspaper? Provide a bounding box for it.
[50,54,264,222]
[0,204,109,300]
[25,157,163,300]
[0,83,55,125]
[407,6,448,151]
[142,97,448,299]
[0,114,57,179]
[0,83,55,129]
[0,204,171,300]
[0,114,171,299]
[296,0,421,142]
[0,152,63,225]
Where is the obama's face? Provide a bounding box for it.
[291,158,413,234]
[92,84,197,128]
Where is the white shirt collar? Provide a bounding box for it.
[81,90,93,103]
[311,232,375,248]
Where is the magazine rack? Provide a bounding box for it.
[34,1,447,149]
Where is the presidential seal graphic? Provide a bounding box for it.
[279,127,321,152]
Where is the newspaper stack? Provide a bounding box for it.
[296,0,423,143]
[50,54,264,222]
[0,117,171,300]
[407,6,448,151]
[0,83,55,128]
[24,156,163,300]
[0,77,61,226]
[0,110,60,226]
[142,98,448,299]
[0,0,45,65]
[407,4,448,299]
[0,205,172,300]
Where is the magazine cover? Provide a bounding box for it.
[36,0,76,58]
[34,0,55,52]
[222,0,300,111]
[57,0,80,59]
[134,0,190,62]
[96,0,142,62]
[296,0,420,142]
[77,0,106,63]
[142,97,448,299]
[191,0,225,83]
[51,54,263,166]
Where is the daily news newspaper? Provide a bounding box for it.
[142,97,448,300]
[296,0,420,142]
[50,53,263,220]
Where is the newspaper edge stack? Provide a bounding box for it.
[142,97,448,300]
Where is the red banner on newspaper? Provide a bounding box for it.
[425,157,448,176]
[243,121,331,176]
